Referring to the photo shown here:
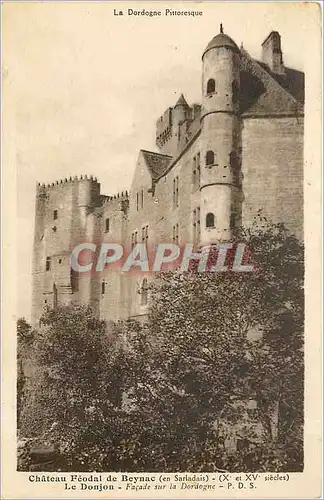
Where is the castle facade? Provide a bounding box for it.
[31,28,304,326]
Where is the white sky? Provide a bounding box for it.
[3,2,318,320]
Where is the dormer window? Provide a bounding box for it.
[207,78,215,94]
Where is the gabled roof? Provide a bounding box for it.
[240,49,304,116]
[140,150,173,180]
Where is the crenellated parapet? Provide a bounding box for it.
[36,174,99,190]
[100,190,129,205]
[98,191,129,216]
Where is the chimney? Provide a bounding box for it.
[261,31,285,75]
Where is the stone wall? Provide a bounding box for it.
[241,116,304,238]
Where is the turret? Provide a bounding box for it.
[200,24,242,245]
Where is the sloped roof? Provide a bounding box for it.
[240,49,304,116]
[203,33,239,58]
[175,93,189,107]
[141,150,173,180]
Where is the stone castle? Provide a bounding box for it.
[31,27,304,326]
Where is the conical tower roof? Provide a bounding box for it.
[174,93,189,107]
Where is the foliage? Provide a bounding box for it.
[19,222,304,472]
[17,318,34,428]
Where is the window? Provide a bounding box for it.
[207,78,215,94]
[141,189,144,209]
[172,223,179,245]
[173,176,179,206]
[105,218,110,232]
[131,231,138,248]
[193,208,200,243]
[53,210,58,220]
[59,258,62,264]
[53,283,58,308]
[136,192,139,211]
[197,153,201,186]
[232,80,239,105]
[141,225,149,243]
[101,281,105,295]
[206,212,215,228]
[206,150,215,166]
[141,278,148,306]
[192,154,201,189]
[46,257,51,271]
[70,268,79,293]
[192,160,196,186]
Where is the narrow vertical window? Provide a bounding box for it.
[192,156,197,186]
[197,153,201,187]
[53,210,58,220]
[136,192,139,211]
[197,207,200,240]
[70,268,79,293]
[141,189,144,209]
[53,283,58,308]
[105,218,110,232]
[46,257,51,271]
[207,78,215,94]
[141,225,148,244]
[206,212,215,228]
[172,224,179,244]
[176,176,179,206]
[193,208,200,243]
[206,150,215,166]
[101,280,105,295]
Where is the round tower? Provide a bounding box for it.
[200,25,242,246]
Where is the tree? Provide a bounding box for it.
[19,304,131,471]
[17,318,34,428]
[19,221,304,472]
[120,221,304,471]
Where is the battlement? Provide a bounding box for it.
[36,175,99,190]
[156,108,173,149]
[100,191,129,205]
